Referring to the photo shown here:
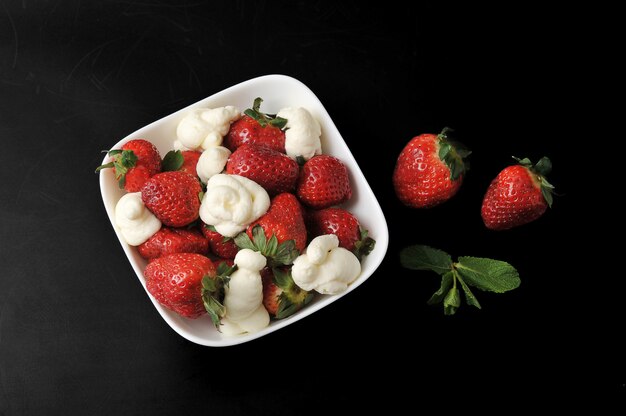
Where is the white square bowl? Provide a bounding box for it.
[99,74,389,346]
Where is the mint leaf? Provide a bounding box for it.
[400,245,452,275]
[456,257,520,293]
[443,287,461,315]
[162,150,184,172]
[427,271,454,305]
[457,274,482,309]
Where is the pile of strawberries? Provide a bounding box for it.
[98,99,375,324]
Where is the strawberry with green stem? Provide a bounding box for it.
[393,128,470,208]
[96,139,162,192]
[481,156,555,230]
[224,97,287,153]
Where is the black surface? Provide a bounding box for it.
[0,1,614,414]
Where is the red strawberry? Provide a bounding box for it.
[297,155,352,209]
[226,144,299,195]
[96,139,161,192]
[141,171,202,227]
[161,150,200,177]
[393,128,470,208]
[137,227,208,260]
[306,207,376,259]
[224,97,286,153]
[201,224,239,259]
[247,193,307,252]
[481,156,555,230]
[144,253,215,318]
[262,267,313,319]
[180,151,202,176]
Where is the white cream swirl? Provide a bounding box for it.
[199,174,270,237]
[114,192,161,246]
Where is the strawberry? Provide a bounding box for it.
[393,128,470,208]
[481,156,555,230]
[226,144,299,195]
[96,139,161,192]
[223,97,287,153]
[201,224,239,259]
[180,151,202,176]
[297,155,352,209]
[160,149,201,177]
[306,207,376,260]
[247,193,307,252]
[144,253,215,318]
[137,227,208,260]
[262,267,313,319]
[141,171,202,227]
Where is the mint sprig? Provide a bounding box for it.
[400,245,520,315]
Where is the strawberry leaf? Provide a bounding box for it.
[436,127,470,181]
[353,226,376,260]
[272,239,299,266]
[201,275,226,328]
[234,232,256,251]
[243,97,287,130]
[162,150,184,172]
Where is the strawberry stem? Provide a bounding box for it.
[243,97,288,129]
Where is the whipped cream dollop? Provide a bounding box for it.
[220,249,270,336]
[196,146,231,183]
[199,174,270,237]
[114,192,161,246]
[276,107,322,160]
[176,106,240,150]
[291,234,361,295]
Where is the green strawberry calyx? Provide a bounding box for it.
[513,156,555,208]
[437,127,471,181]
[95,148,138,188]
[352,226,376,261]
[234,225,300,267]
[201,261,237,330]
[271,267,314,320]
[244,97,288,129]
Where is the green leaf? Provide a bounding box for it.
[438,141,452,161]
[513,156,533,167]
[216,262,237,277]
[252,225,267,253]
[400,245,452,275]
[457,274,482,309]
[201,275,226,328]
[273,240,299,265]
[162,150,184,172]
[427,271,454,305]
[252,97,263,112]
[455,257,520,293]
[265,234,278,257]
[269,116,288,129]
[120,150,138,167]
[234,232,256,251]
[534,156,552,176]
[443,287,461,315]
[94,162,114,173]
[272,267,292,290]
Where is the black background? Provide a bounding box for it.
[0,1,615,414]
